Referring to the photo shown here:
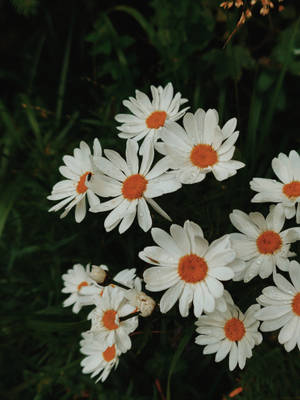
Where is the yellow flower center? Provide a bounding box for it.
[102,309,118,330]
[76,172,92,194]
[256,230,282,254]
[282,181,300,199]
[178,254,208,283]
[224,318,245,341]
[102,345,116,362]
[190,144,218,168]
[122,174,148,200]
[146,111,167,129]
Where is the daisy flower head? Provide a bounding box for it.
[195,303,262,371]
[80,331,121,382]
[255,260,300,352]
[87,285,138,353]
[229,205,300,282]
[250,150,300,223]
[62,263,105,313]
[140,220,236,318]
[115,82,189,154]
[157,109,245,184]
[47,139,102,223]
[89,139,181,233]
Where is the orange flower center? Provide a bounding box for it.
[76,171,92,194]
[146,111,167,129]
[102,309,118,330]
[102,345,116,362]
[77,281,88,291]
[282,181,300,199]
[256,230,282,254]
[224,318,245,341]
[178,254,208,283]
[292,292,300,316]
[122,174,148,200]
[190,144,218,168]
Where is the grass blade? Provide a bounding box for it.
[166,326,194,400]
[0,178,24,238]
[111,5,156,43]
[55,15,73,129]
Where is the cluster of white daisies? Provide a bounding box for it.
[48,83,300,382]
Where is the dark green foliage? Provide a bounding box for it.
[1,1,300,399]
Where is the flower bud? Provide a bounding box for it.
[89,265,107,284]
[125,289,156,317]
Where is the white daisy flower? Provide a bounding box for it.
[229,205,300,282]
[80,331,121,382]
[89,139,181,233]
[87,286,138,353]
[157,109,245,184]
[115,82,189,154]
[255,261,300,352]
[47,139,102,223]
[62,263,103,313]
[140,220,236,317]
[250,150,300,223]
[195,303,262,371]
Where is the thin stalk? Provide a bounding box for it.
[259,18,300,148]
[55,15,74,129]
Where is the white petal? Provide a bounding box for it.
[278,316,297,344]
[145,174,181,198]
[229,342,238,371]
[146,198,172,221]
[179,284,194,317]
[273,272,297,295]
[159,281,184,313]
[258,255,275,279]
[260,312,292,331]
[230,210,260,239]
[272,156,293,184]
[202,283,215,313]
[145,156,170,180]
[75,197,86,223]
[144,267,179,291]
[193,284,204,317]
[215,340,232,362]
[266,204,285,232]
[209,267,235,280]
[125,140,139,174]
[222,118,237,139]
[104,149,131,175]
[289,260,300,291]
[170,224,191,254]
[104,199,130,230]
[137,198,152,232]
[90,196,123,213]
[151,227,182,257]
[93,157,126,181]
[205,276,224,298]
[119,204,137,234]
[255,305,292,320]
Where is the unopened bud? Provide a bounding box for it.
[125,289,156,317]
[89,265,107,284]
